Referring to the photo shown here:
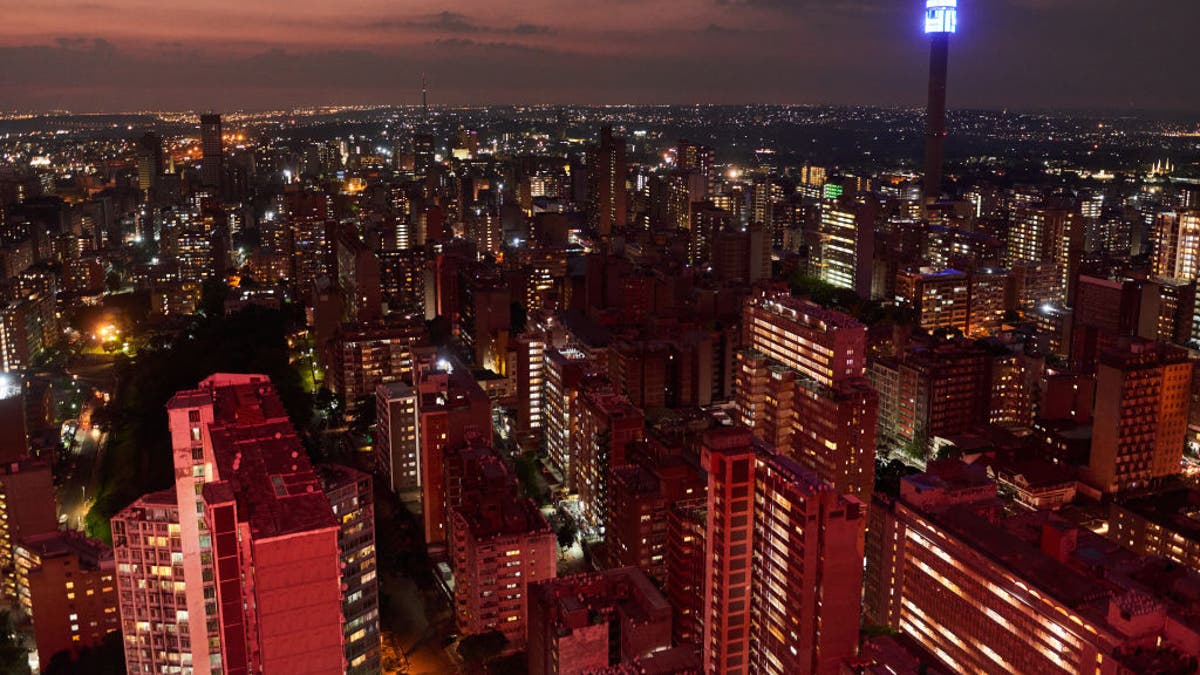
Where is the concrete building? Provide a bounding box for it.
[866,461,1200,674]
[701,427,865,675]
[14,531,117,669]
[317,465,381,674]
[1087,339,1192,494]
[114,374,348,674]
[451,491,555,651]
[374,382,419,493]
[527,567,673,675]
[736,289,877,500]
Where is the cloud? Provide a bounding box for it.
[369,11,552,36]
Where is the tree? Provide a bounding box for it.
[0,611,30,675]
[43,631,124,674]
[556,520,578,549]
[199,277,230,317]
[457,630,508,666]
[86,305,314,544]
[509,302,527,334]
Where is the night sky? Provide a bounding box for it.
[2,0,1197,112]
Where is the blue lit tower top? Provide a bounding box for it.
[925,0,957,34]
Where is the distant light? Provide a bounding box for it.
[1040,304,1054,314]
[436,358,453,374]
[0,375,19,399]
[925,0,957,34]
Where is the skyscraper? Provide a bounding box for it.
[587,126,627,238]
[199,113,223,192]
[923,0,957,203]
[817,197,876,299]
[114,374,350,673]
[136,131,163,196]
[736,289,877,501]
[700,428,864,674]
[1153,210,1200,280]
[1086,339,1192,494]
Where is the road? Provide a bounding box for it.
[56,352,119,533]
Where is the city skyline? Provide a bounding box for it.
[3,0,1200,112]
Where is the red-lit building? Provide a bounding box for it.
[700,427,865,675]
[451,491,555,650]
[415,359,492,550]
[114,374,350,674]
[605,443,704,584]
[527,567,673,675]
[1086,339,1192,494]
[0,457,57,600]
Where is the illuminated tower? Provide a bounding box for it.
[923,0,957,204]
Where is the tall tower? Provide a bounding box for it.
[199,113,223,192]
[923,0,957,204]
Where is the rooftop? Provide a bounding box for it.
[188,375,337,540]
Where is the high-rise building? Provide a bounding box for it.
[515,333,547,449]
[323,316,429,405]
[872,338,993,457]
[527,567,673,675]
[451,489,555,651]
[922,0,957,203]
[114,374,348,674]
[604,448,704,584]
[14,532,117,669]
[374,382,419,493]
[817,198,876,299]
[110,490,185,674]
[1006,205,1084,304]
[664,497,706,648]
[333,226,382,323]
[199,113,223,191]
[736,290,877,501]
[544,348,589,483]
[1086,339,1192,494]
[415,359,493,549]
[700,428,865,675]
[316,465,381,675]
[967,267,1012,337]
[572,388,645,530]
[136,131,163,196]
[1153,210,1200,280]
[0,457,57,600]
[896,268,969,335]
[587,126,627,237]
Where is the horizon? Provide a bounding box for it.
[3,1,1199,112]
[5,102,1199,119]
